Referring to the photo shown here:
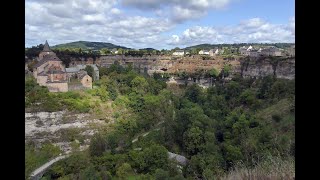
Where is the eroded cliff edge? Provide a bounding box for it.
[232,57,295,79]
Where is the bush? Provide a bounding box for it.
[154,169,170,180]
[116,163,134,178]
[89,134,107,157]
[272,113,282,122]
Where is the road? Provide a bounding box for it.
[29,153,71,180]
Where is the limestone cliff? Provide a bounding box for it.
[232,57,295,79]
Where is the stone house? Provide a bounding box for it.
[33,40,93,92]
[80,74,92,89]
[33,40,68,92]
[66,64,99,81]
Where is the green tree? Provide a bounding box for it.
[118,48,124,55]
[183,127,204,155]
[154,169,170,180]
[142,144,169,173]
[101,48,110,55]
[85,65,95,80]
[89,134,106,157]
[116,163,134,179]
[80,165,100,180]
[131,76,149,94]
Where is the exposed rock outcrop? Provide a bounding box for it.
[232,57,295,79]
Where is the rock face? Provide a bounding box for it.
[232,57,295,79]
[168,152,188,166]
[25,111,106,153]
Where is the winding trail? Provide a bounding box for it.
[130,120,188,166]
[29,153,71,180]
[132,121,164,143]
[30,118,184,179]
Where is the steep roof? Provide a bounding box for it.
[34,54,61,68]
[43,40,51,52]
[76,64,99,72]
[66,67,79,73]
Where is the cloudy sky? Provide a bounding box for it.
[25,0,295,49]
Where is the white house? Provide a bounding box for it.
[173,50,185,56]
[199,50,210,55]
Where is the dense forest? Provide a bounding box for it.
[25,63,295,179]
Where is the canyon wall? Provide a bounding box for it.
[232,57,295,80]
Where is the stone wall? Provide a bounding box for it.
[68,84,88,91]
[37,76,48,86]
[46,82,68,92]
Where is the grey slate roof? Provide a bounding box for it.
[48,70,66,74]
[66,67,79,73]
[34,54,61,68]
[77,64,99,71]
[38,71,47,76]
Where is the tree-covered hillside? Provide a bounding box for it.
[25,64,295,179]
[52,41,130,50]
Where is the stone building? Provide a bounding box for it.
[33,40,68,92]
[33,41,93,92]
[260,47,282,56]
[66,64,99,81]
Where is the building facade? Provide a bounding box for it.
[33,41,68,92]
[173,50,185,56]
[33,41,93,92]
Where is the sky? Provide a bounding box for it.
[25,0,295,49]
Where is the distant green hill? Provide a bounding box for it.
[184,44,219,50]
[139,48,158,51]
[52,41,130,50]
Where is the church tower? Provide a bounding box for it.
[39,40,56,60]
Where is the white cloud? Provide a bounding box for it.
[122,0,232,23]
[111,8,121,15]
[167,17,295,47]
[171,6,207,23]
[25,0,173,49]
[25,0,294,49]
